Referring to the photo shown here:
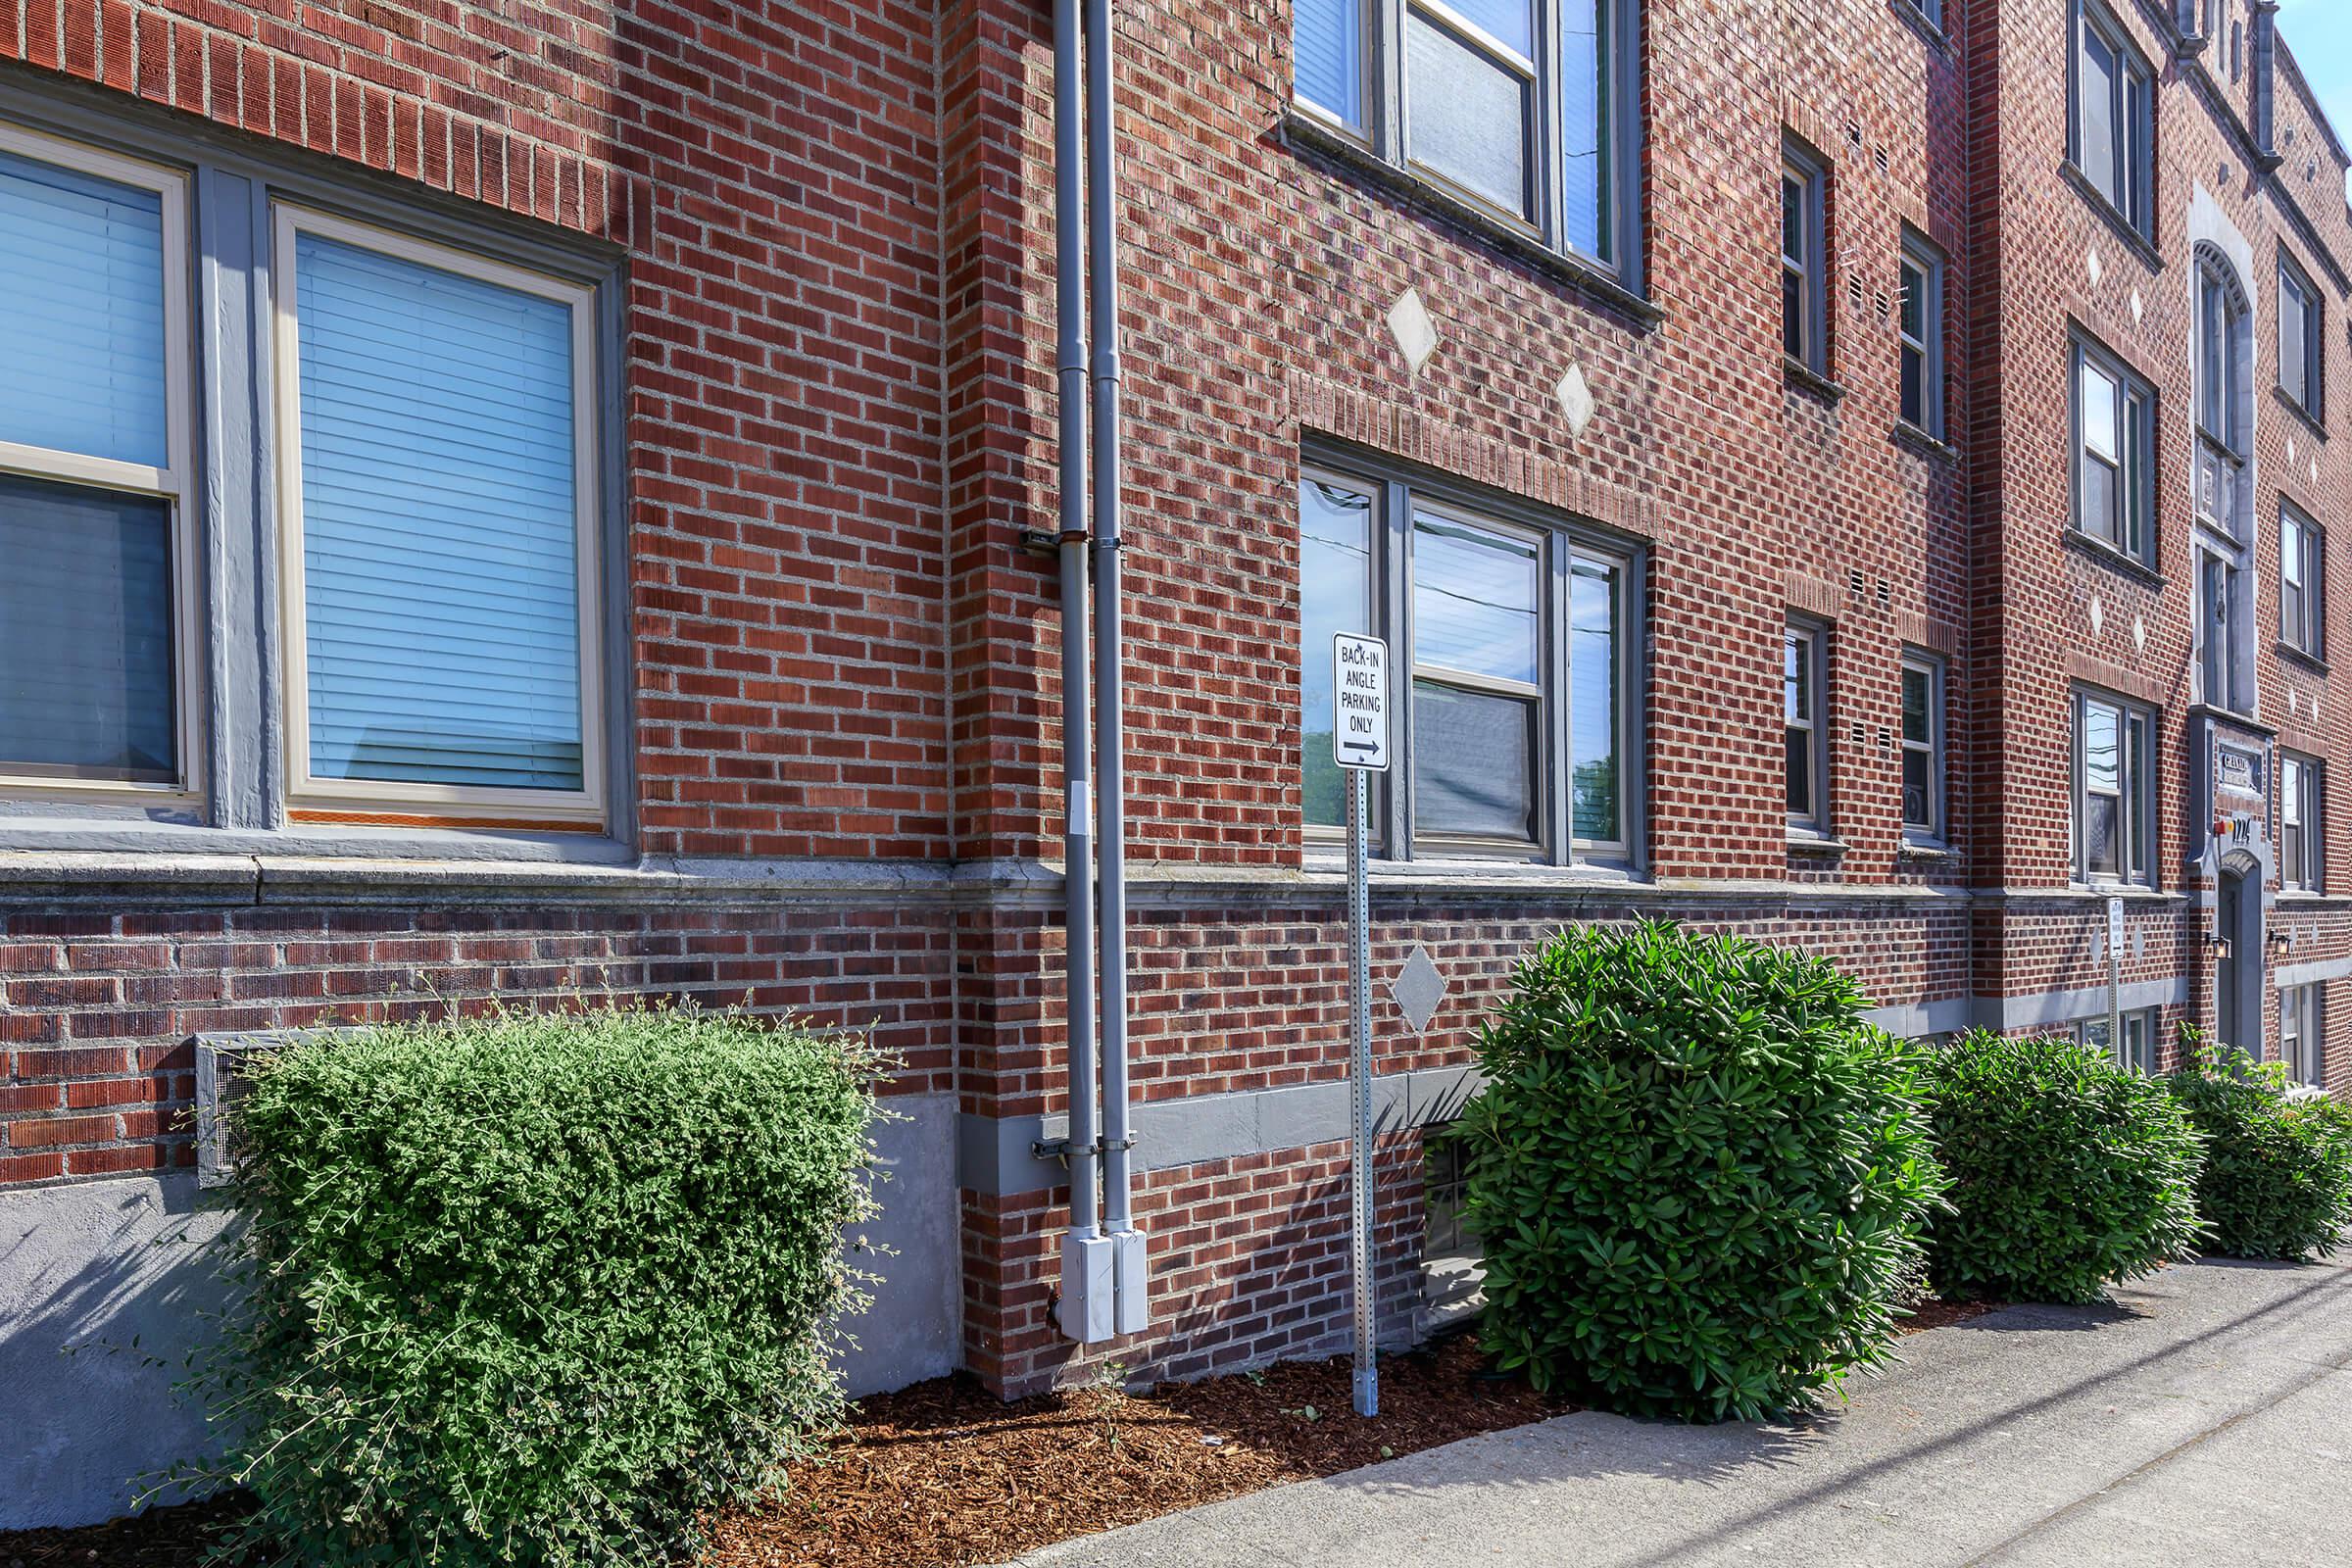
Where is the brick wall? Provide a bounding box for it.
[0,900,958,1183]
[3,0,2350,1419]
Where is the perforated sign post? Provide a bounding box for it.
[1333,633,1389,1419]
[2107,896,2126,1066]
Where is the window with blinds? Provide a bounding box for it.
[0,127,190,792]
[275,209,602,820]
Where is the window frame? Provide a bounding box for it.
[2069,0,2154,239]
[2279,982,2323,1086]
[0,120,204,805]
[1290,0,1642,280]
[1406,498,1549,856]
[2278,751,2322,894]
[271,204,609,828]
[2078,1007,2159,1074]
[1297,442,1643,870]
[2278,501,2324,661]
[1899,651,1945,845]
[1897,230,1945,439]
[2069,333,2156,564]
[1786,619,1831,838]
[2278,249,2324,425]
[2072,688,2153,886]
[1782,139,1831,377]
[2197,545,2249,712]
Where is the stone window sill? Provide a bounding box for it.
[2273,385,2328,444]
[1892,419,1957,461]
[2061,526,2167,589]
[2058,162,2163,272]
[1784,356,1847,405]
[1277,113,1663,328]
[2277,641,2330,678]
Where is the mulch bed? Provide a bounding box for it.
[704,1333,1563,1568]
[1899,1297,2001,1334]
[2,1302,1997,1568]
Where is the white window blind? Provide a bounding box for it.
[0,147,169,468]
[0,136,180,785]
[289,228,587,796]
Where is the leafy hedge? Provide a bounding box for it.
[1453,921,1948,1422]
[2165,1042,2352,1261]
[186,1004,879,1568]
[1921,1030,2206,1303]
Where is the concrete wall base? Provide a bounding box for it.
[0,1092,961,1530]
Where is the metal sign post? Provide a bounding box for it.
[1332,633,1389,1419]
[2107,896,2125,1067]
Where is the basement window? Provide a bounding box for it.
[2077,1008,2157,1074]
[1420,1130,1485,1333]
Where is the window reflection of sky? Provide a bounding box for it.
[1413,514,1539,683]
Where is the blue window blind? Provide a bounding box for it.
[0,148,169,467]
[292,231,585,794]
[0,473,175,778]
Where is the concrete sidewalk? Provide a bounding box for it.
[1017,1254,2352,1567]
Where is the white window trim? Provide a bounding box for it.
[2073,688,2150,886]
[271,203,607,825]
[2279,752,2321,894]
[0,121,204,806]
[1787,621,1830,836]
[1900,652,1945,844]
[2278,983,2322,1085]
[2279,502,2323,660]
[1898,232,1945,439]
[1782,143,1830,376]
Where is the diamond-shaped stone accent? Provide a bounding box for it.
[2131,288,2144,323]
[2087,596,2103,636]
[1556,364,1594,438]
[2132,614,2146,653]
[2314,458,2322,486]
[2086,247,2105,287]
[1386,287,1440,376]
[1390,944,1447,1035]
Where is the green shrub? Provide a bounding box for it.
[2165,1041,2352,1261]
[184,1003,879,1568]
[1452,921,1948,1422]
[1920,1030,2205,1304]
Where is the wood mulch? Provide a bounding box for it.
[1898,1297,2001,1334]
[704,1333,1562,1568]
[2,1301,1996,1568]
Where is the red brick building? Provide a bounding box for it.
[1,0,2346,1527]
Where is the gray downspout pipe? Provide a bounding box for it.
[1085,0,1148,1336]
[1053,0,1113,1343]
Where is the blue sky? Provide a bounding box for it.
[2278,0,2352,196]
